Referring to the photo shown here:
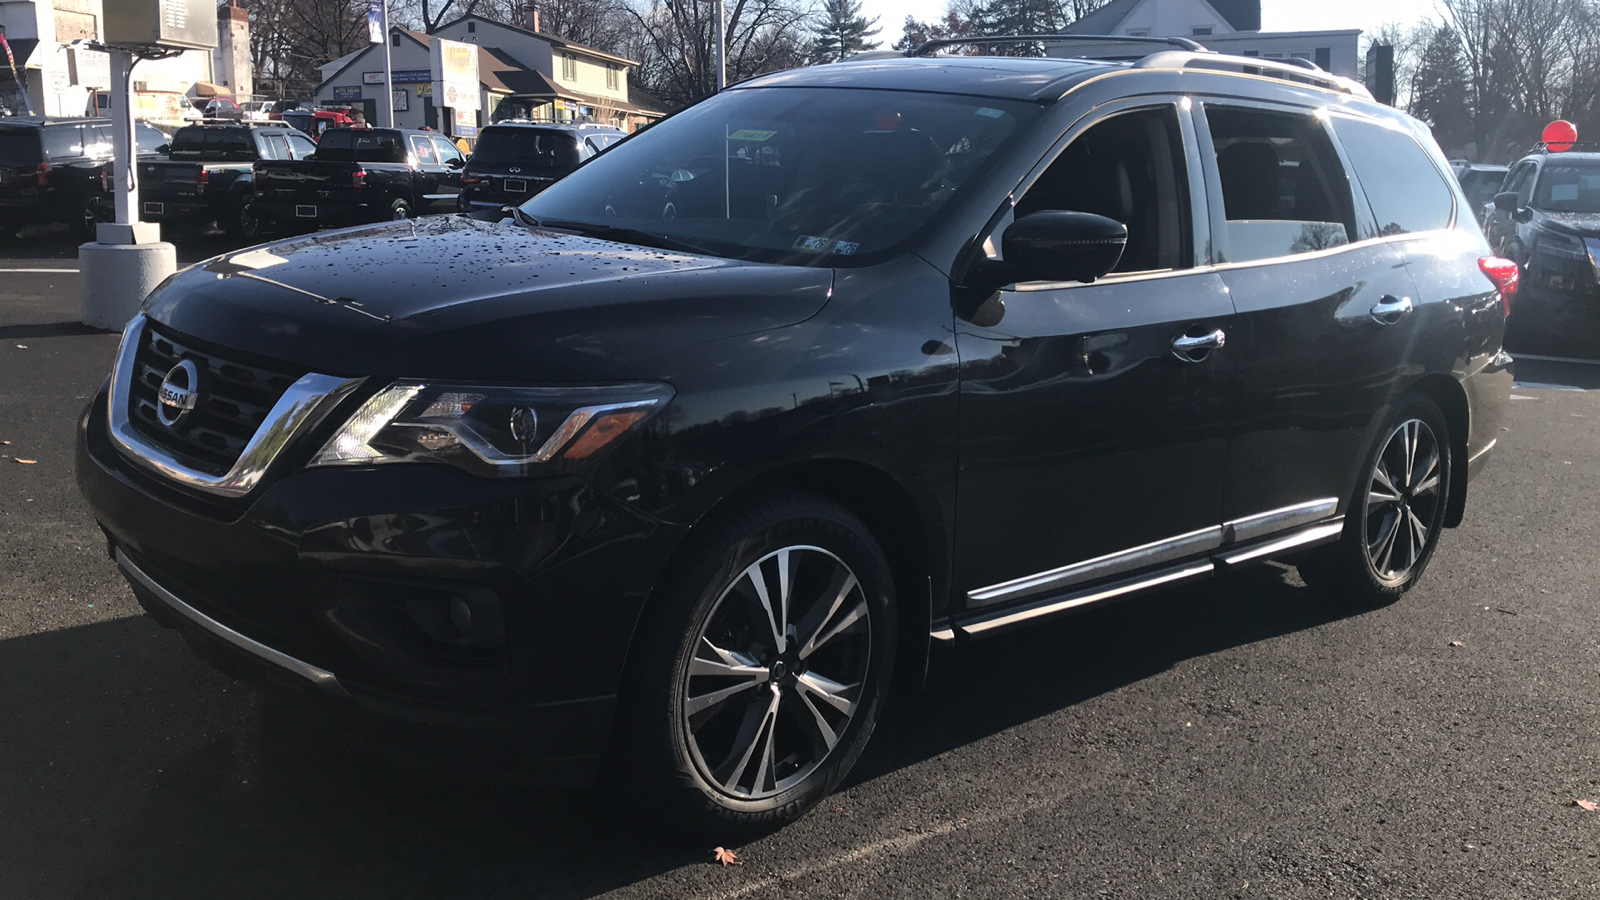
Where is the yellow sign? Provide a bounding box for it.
[553,99,566,111]
[416,84,431,96]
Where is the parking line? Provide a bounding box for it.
[1514,353,1600,366]
[0,267,80,273]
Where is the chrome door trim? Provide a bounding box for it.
[1216,518,1344,567]
[960,561,1215,638]
[116,548,349,696]
[108,315,364,498]
[967,525,1223,608]
[1223,498,1339,543]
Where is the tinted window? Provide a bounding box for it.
[1533,159,1600,214]
[81,123,113,158]
[42,125,84,158]
[0,129,43,160]
[410,134,436,163]
[471,127,581,168]
[523,87,1037,265]
[1016,106,1190,273]
[1331,116,1455,237]
[1506,161,1537,204]
[1457,168,1507,211]
[136,123,169,154]
[286,133,318,159]
[169,127,254,160]
[1204,106,1355,262]
[316,129,405,162]
[432,136,463,166]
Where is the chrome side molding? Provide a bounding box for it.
[1224,498,1338,543]
[116,548,349,696]
[962,561,1215,638]
[107,315,364,498]
[967,525,1223,608]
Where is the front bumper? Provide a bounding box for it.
[77,382,686,772]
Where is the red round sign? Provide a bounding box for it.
[1543,120,1579,152]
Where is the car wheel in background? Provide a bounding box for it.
[224,195,261,242]
[1299,395,1452,606]
[390,198,411,220]
[622,490,896,841]
[73,195,105,242]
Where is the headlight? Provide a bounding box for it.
[310,381,673,476]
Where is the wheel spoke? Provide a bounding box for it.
[719,688,780,794]
[1371,462,1400,501]
[685,673,767,720]
[797,671,860,717]
[799,599,868,662]
[776,548,794,649]
[1372,513,1402,576]
[793,686,840,753]
[1405,507,1429,569]
[1401,422,1417,486]
[1413,449,1441,497]
[743,559,787,653]
[796,568,858,660]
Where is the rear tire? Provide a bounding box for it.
[621,490,896,842]
[224,194,261,242]
[390,198,411,220]
[73,195,105,242]
[1298,395,1452,607]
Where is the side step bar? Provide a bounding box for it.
[933,517,1343,642]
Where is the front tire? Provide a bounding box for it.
[1299,395,1452,606]
[224,195,261,242]
[624,491,896,841]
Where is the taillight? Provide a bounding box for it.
[1479,256,1520,316]
[100,167,111,192]
[461,174,485,185]
[352,168,366,188]
[196,168,209,189]
[35,160,50,186]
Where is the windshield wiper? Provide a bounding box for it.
[505,205,541,229]
[538,219,720,257]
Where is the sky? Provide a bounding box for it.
[858,0,1442,46]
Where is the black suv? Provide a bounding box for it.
[1485,146,1600,356]
[457,121,626,211]
[77,43,1514,837]
[0,117,169,240]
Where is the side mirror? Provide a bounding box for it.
[1513,206,1534,224]
[155,144,170,155]
[1493,191,1520,213]
[997,211,1128,285]
[447,156,464,169]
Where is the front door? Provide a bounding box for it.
[408,133,446,214]
[953,103,1234,621]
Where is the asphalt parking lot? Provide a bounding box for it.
[3,233,1599,899]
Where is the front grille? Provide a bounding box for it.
[127,322,308,475]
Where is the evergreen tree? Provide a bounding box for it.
[972,0,1066,57]
[809,0,881,63]
[1411,25,1473,151]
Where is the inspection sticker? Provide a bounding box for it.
[728,129,777,141]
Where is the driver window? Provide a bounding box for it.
[1014,106,1190,274]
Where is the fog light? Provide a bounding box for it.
[450,595,473,637]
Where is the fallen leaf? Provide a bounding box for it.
[15,344,27,349]
[1575,799,1598,812]
[1449,641,1464,647]
[15,458,37,465]
[712,847,741,866]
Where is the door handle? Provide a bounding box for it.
[1370,295,1414,325]
[1171,328,1226,362]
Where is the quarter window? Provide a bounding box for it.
[410,134,436,163]
[1016,106,1190,274]
[1330,115,1455,237]
[1203,105,1355,263]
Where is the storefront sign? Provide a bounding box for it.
[430,38,478,112]
[333,85,362,100]
[392,70,431,84]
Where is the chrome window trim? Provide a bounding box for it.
[967,525,1223,607]
[117,548,348,696]
[108,315,364,498]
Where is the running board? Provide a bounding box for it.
[933,517,1344,642]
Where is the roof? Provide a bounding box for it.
[438,14,640,67]
[1063,0,1141,35]
[0,116,105,127]
[740,56,1120,102]
[478,46,564,95]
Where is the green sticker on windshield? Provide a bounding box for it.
[728,129,777,141]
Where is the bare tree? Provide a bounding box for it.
[622,0,814,107]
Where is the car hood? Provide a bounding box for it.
[143,215,834,382]
[1536,210,1600,237]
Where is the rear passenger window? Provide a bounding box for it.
[1202,105,1354,263]
[1330,116,1455,237]
[1015,105,1190,274]
[42,125,84,158]
[411,135,436,164]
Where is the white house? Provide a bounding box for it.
[1047,0,1361,80]
[0,0,246,126]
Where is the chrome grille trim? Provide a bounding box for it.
[108,315,364,497]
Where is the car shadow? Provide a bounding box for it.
[0,321,109,339]
[0,563,1360,899]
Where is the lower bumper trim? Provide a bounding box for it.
[116,548,350,698]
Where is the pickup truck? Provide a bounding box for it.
[140,122,317,240]
[252,127,465,231]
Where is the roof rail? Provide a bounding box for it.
[1527,141,1600,154]
[1134,51,1373,99]
[913,33,1207,57]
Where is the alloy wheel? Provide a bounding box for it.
[682,545,871,801]
[1363,419,1443,586]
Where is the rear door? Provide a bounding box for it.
[952,99,1234,629]
[430,135,465,208]
[408,133,446,213]
[1194,101,1422,537]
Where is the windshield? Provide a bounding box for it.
[472,127,580,168]
[1534,160,1600,214]
[520,87,1037,264]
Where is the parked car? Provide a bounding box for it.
[252,126,464,230]
[140,122,317,241]
[239,100,276,122]
[1485,145,1600,355]
[457,121,625,211]
[78,40,1514,838]
[1454,163,1509,224]
[277,108,353,141]
[0,116,169,240]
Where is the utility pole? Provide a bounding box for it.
[714,0,726,91]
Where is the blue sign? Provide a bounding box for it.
[391,70,432,84]
[367,0,385,44]
[333,85,362,100]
